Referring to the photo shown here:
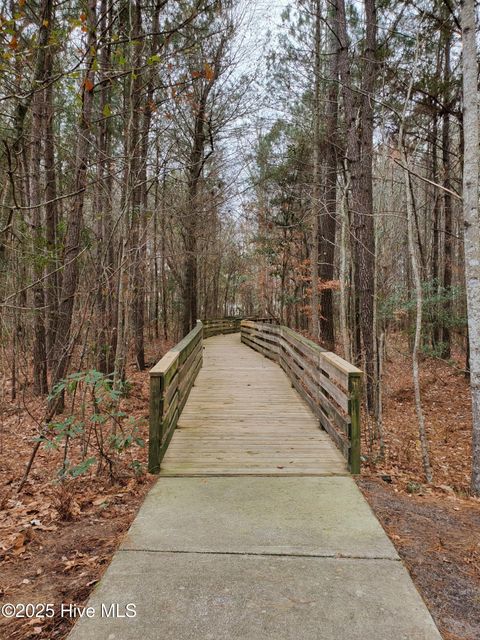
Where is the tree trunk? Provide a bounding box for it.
[339,171,351,360]
[31,90,48,395]
[405,169,433,483]
[49,0,96,412]
[310,0,322,341]
[337,0,376,409]
[94,0,114,374]
[44,47,60,371]
[182,104,207,335]
[460,0,480,495]
[399,47,433,483]
[319,0,339,350]
[441,30,452,358]
[161,173,169,341]
[29,3,54,396]
[127,0,146,370]
[356,0,376,411]
[431,110,441,349]
[113,240,128,390]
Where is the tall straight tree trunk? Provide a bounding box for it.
[460,0,480,495]
[134,104,151,370]
[405,169,433,483]
[182,100,208,335]
[339,172,351,360]
[441,29,452,358]
[29,2,52,395]
[49,0,96,412]
[153,150,160,340]
[399,37,433,484]
[431,110,441,349]
[183,198,199,335]
[356,0,376,411]
[44,47,60,371]
[336,0,359,360]
[182,99,209,335]
[160,172,169,341]
[95,0,114,374]
[132,0,161,367]
[127,0,148,370]
[319,0,339,350]
[32,1,58,393]
[31,90,48,395]
[310,0,322,340]
[337,0,376,409]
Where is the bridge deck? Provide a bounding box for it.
[160,333,347,476]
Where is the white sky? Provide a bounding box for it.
[222,0,291,221]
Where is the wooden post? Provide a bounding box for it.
[148,375,163,473]
[348,373,362,474]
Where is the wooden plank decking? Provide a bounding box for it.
[160,333,348,476]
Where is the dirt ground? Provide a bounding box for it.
[1,334,479,640]
[358,477,480,640]
[0,345,160,640]
[358,336,480,640]
[0,484,153,639]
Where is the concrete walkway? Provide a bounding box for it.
[69,477,442,639]
[68,335,442,640]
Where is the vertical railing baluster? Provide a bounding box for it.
[348,373,362,474]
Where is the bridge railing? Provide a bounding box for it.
[202,316,274,338]
[241,320,362,474]
[203,317,242,338]
[148,321,203,473]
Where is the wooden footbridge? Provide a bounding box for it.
[148,319,362,477]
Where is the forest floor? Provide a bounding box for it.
[0,333,479,640]
[0,339,165,640]
[359,335,480,640]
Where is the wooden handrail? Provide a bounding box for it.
[241,320,363,473]
[202,317,242,338]
[202,316,275,338]
[148,321,203,473]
